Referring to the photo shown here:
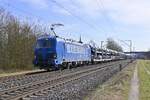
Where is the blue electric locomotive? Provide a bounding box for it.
[33,35,91,70]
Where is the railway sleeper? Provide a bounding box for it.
[0,60,132,100]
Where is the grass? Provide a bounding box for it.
[85,61,135,100]
[0,66,39,77]
[138,60,150,100]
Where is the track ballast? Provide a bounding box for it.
[0,60,132,100]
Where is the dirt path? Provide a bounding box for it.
[128,65,139,100]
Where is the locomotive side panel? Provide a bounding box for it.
[56,41,65,65]
[63,43,91,62]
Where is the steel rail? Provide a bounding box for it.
[0,60,121,92]
[0,61,125,100]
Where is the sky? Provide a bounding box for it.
[0,0,150,51]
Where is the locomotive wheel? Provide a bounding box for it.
[60,65,64,70]
[46,68,51,72]
[67,63,72,69]
[51,65,59,71]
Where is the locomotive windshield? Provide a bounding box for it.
[36,39,51,48]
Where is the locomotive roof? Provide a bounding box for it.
[37,34,56,40]
[37,34,90,47]
[57,37,90,47]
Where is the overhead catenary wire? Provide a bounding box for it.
[1,0,118,42]
[0,1,56,36]
[1,0,115,35]
[118,39,130,47]
[69,0,108,34]
[95,0,130,50]
[50,0,105,33]
[1,0,106,38]
[0,1,51,28]
[96,0,117,34]
[68,0,115,46]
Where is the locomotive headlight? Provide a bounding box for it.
[53,54,57,59]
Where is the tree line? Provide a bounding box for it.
[0,8,47,71]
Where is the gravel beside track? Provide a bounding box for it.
[0,60,123,91]
[21,60,131,100]
[0,60,132,100]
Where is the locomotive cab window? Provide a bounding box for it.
[36,39,52,48]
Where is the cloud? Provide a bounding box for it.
[98,0,150,27]
[20,0,49,9]
[53,0,150,27]
[19,0,150,28]
[49,0,103,18]
[51,5,71,16]
[74,0,102,16]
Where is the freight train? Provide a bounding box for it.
[33,34,129,70]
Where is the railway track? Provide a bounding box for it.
[0,60,131,100]
[0,60,123,92]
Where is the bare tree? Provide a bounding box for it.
[106,38,123,52]
[0,7,44,71]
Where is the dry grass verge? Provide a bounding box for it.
[138,60,150,100]
[85,61,136,100]
[0,69,42,77]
